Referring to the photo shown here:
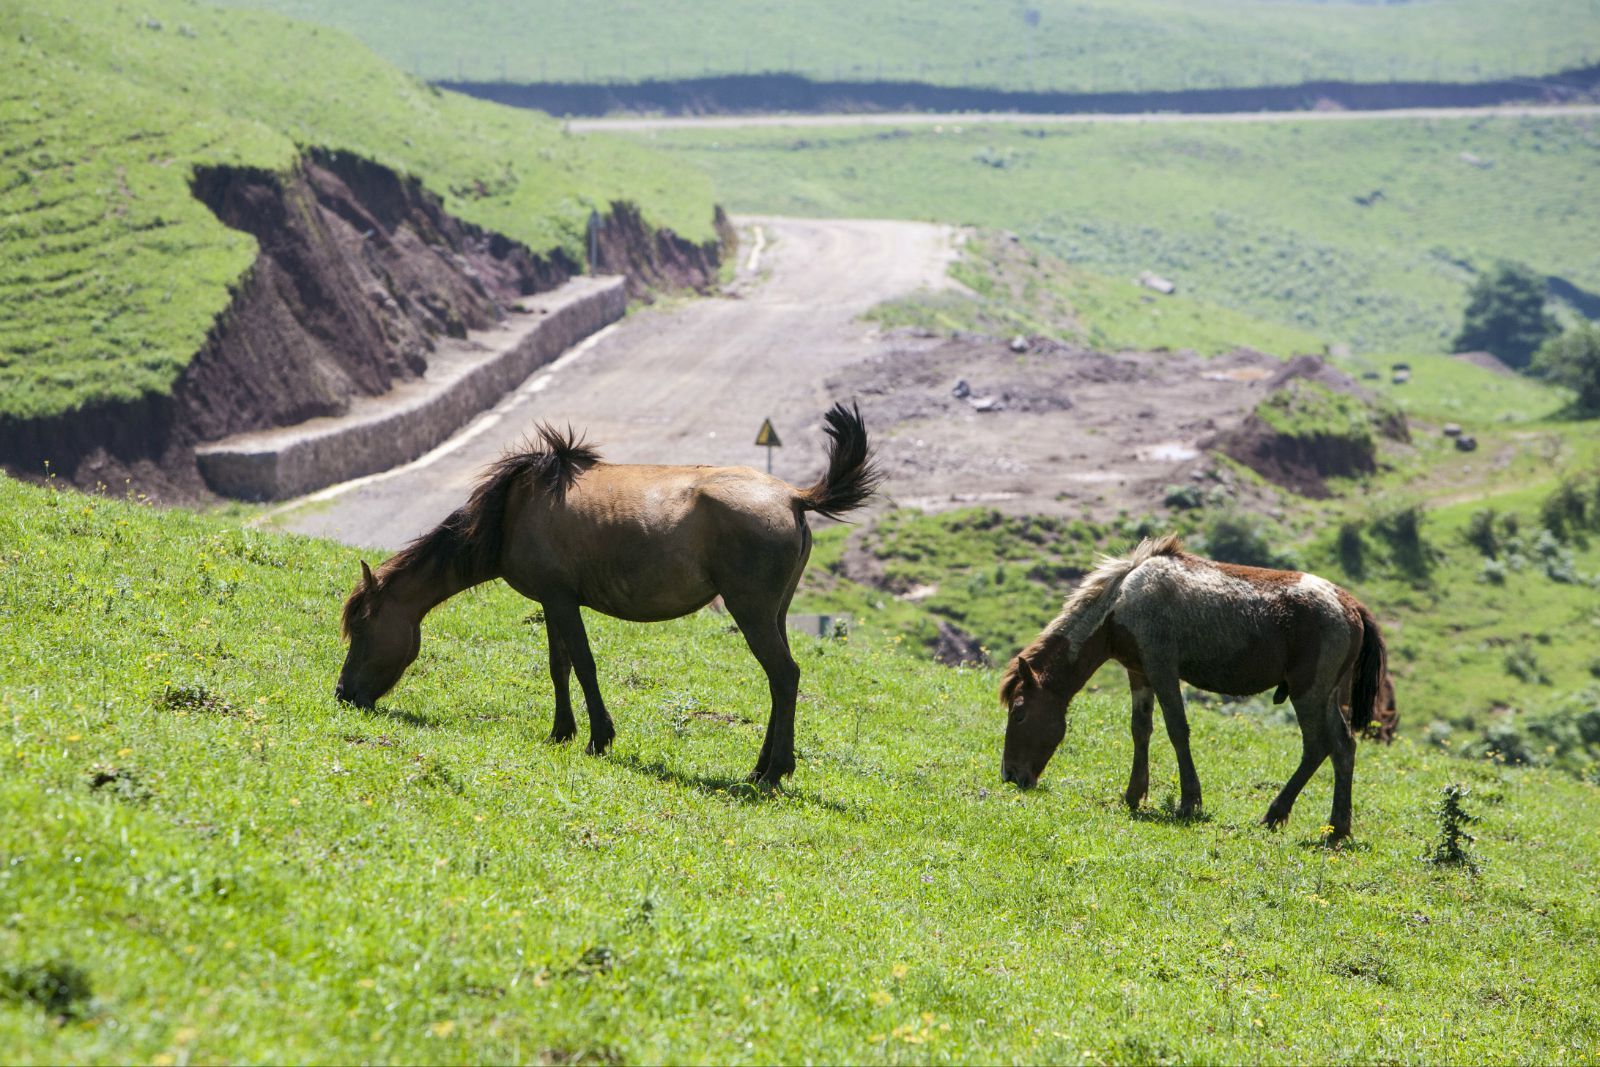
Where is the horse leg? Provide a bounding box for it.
[722,590,802,787]
[1124,671,1155,812]
[542,598,615,755]
[1326,696,1357,842]
[544,614,577,744]
[1263,694,1329,829]
[1153,679,1202,817]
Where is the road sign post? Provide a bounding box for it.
[754,417,782,474]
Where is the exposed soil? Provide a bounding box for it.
[1206,355,1410,498]
[829,334,1294,518]
[0,150,726,501]
[830,335,1410,518]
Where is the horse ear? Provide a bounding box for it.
[1016,653,1040,689]
[360,559,376,592]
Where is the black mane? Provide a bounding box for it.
[341,424,599,636]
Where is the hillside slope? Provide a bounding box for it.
[640,115,1600,354]
[3,473,1598,1061]
[215,0,1600,95]
[0,0,718,427]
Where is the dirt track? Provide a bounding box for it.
[265,216,959,548]
[571,103,1600,134]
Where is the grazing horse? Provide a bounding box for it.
[1000,534,1386,841]
[337,403,881,785]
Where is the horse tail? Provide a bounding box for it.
[795,402,883,520]
[1350,602,1386,735]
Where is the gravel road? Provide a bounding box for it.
[264,216,958,549]
[570,103,1600,134]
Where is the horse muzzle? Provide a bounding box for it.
[334,680,374,710]
[1002,763,1038,790]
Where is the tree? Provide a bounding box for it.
[1533,322,1600,415]
[1453,261,1557,369]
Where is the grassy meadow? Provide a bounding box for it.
[5,473,1600,1062]
[639,114,1600,355]
[216,0,1600,92]
[0,0,716,422]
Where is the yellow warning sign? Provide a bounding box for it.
[754,418,782,447]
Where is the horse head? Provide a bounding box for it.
[336,560,421,709]
[1001,653,1068,788]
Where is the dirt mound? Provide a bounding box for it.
[1207,355,1408,498]
[0,151,728,500]
[1453,350,1516,377]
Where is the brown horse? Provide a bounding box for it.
[338,403,880,785]
[1000,534,1386,841]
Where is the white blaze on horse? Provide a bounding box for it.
[1001,534,1387,842]
[337,403,881,786]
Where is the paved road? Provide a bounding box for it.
[571,103,1600,133]
[265,216,957,550]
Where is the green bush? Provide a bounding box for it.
[1532,323,1600,415]
[1453,261,1558,369]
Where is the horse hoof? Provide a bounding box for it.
[1124,793,1143,812]
[586,735,615,756]
[546,729,576,745]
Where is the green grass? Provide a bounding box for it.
[0,0,716,422]
[870,231,1326,357]
[5,473,1600,1062]
[638,115,1600,355]
[215,0,1600,93]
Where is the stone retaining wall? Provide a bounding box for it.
[195,275,626,500]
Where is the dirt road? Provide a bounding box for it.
[265,216,959,549]
[570,103,1600,134]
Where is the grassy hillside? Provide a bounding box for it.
[215,0,1600,93]
[0,0,716,422]
[640,114,1600,355]
[4,473,1600,1062]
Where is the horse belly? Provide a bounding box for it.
[1179,656,1284,698]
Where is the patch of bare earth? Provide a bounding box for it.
[831,334,1289,519]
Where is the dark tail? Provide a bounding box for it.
[796,402,882,520]
[1350,602,1386,735]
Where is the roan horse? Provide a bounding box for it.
[338,403,880,785]
[1000,534,1386,841]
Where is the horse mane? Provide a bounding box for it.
[340,424,600,637]
[1000,533,1185,704]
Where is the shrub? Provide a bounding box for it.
[1425,784,1479,872]
[1336,519,1365,577]
[1453,261,1557,369]
[1163,483,1205,510]
[1531,322,1600,415]
[1373,505,1432,580]
[1464,508,1499,558]
[1200,512,1286,568]
[1478,558,1507,585]
[1539,480,1588,542]
[1504,639,1550,685]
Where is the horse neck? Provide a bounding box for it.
[1034,622,1111,703]
[381,555,491,623]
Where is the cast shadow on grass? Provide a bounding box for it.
[613,753,854,816]
[1297,835,1372,853]
[363,703,442,729]
[1129,802,1215,828]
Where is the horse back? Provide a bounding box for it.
[1112,555,1361,696]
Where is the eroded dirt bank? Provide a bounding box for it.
[0,150,726,500]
